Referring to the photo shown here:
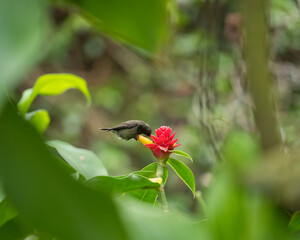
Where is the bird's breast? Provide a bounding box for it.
[116,126,138,140]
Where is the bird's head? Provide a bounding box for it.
[143,124,152,137]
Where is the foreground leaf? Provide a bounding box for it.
[0,182,5,203]
[85,174,160,193]
[167,158,195,196]
[289,211,300,232]
[25,109,50,134]
[0,104,127,240]
[127,189,158,204]
[48,140,108,180]
[0,217,35,240]
[0,0,47,111]
[71,0,167,52]
[206,169,294,240]
[18,74,91,115]
[118,199,205,240]
[0,198,18,228]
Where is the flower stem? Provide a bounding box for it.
[156,161,168,212]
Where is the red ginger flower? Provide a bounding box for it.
[144,126,181,160]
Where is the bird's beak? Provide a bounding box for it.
[137,135,153,145]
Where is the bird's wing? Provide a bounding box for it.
[110,121,139,131]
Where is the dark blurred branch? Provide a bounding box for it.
[293,0,300,10]
[243,0,282,151]
[196,0,226,162]
[199,116,224,162]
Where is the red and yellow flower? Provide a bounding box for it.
[138,126,181,161]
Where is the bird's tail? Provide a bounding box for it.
[100,128,112,131]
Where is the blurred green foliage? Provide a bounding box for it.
[289,211,300,232]
[1,0,300,239]
[18,73,91,116]
[72,0,167,51]
[0,0,48,109]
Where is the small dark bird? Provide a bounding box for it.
[100,120,152,140]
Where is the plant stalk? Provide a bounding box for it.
[243,0,281,150]
[156,161,168,212]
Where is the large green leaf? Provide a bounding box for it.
[71,0,167,52]
[205,131,294,240]
[25,109,50,134]
[126,163,168,204]
[289,211,300,232]
[0,198,18,229]
[134,162,168,185]
[127,189,158,204]
[206,170,294,240]
[0,217,35,240]
[118,199,206,240]
[0,104,127,240]
[47,140,108,180]
[85,174,160,193]
[0,216,56,240]
[18,74,91,116]
[0,182,5,203]
[167,158,195,196]
[0,0,47,111]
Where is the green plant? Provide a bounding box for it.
[18,73,91,133]
[17,74,196,212]
[137,127,195,211]
[0,74,199,239]
[1,0,300,239]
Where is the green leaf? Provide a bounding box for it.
[71,0,167,52]
[206,169,294,240]
[118,199,205,240]
[167,158,196,196]
[0,217,35,240]
[223,131,259,169]
[17,89,33,116]
[85,174,160,193]
[47,140,108,180]
[47,147,77,176]
[134,163,168,185]
[124,163,168,204]
[0,104,127,240]
[195,191,208,219]
[25,109,50,134]
[172,150,193,162]
[0,198,18,228]
[127,189,158,204]
[0,182,5,203]
[0,0,48,111]
[289,211,300,232]
[18,74,91,116]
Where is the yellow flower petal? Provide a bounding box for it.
[137,135,153,145]
[149,178,162,184]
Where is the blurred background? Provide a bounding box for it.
[12,0,300,213]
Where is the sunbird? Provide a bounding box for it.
[100,120,152,140]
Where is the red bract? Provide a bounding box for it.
[145,126,181,160]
